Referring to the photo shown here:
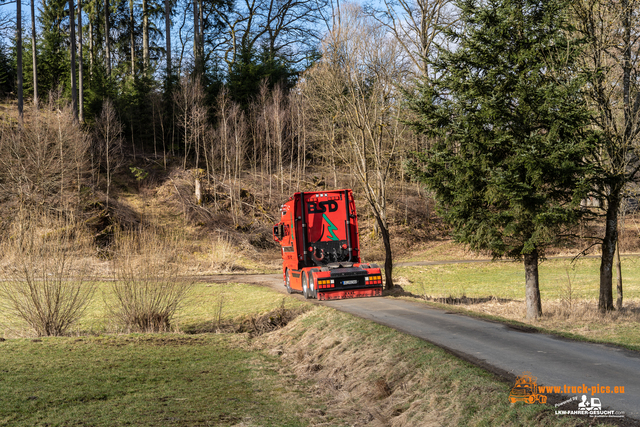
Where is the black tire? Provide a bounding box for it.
[309,269,319,299]
[302,273,310,299]
[285,269,292,294]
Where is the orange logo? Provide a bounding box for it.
[509,372,548,404]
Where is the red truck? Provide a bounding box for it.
[273,189,383,300]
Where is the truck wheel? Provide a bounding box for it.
[302,274,310,299]
[309,269,319,299]
[285,269,292,294]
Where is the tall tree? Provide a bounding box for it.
[30,0,37,108]
[142,0,149,70]
[69,0,78,121]
[39,0,69,95]
[572,0,640,312]
[104,0,110,75]
[407,0,598,319]
[164,0,170,75]
[17,0,23,122]
[129,0,135,76]
[78,0,84,122]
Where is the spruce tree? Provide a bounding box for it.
[408,0,599,319]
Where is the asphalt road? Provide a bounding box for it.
[207,272,640,421]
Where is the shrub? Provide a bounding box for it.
[0,214,95,337]
[109,227,195,333]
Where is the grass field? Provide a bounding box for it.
[394,256,640,350]
[0,334,306,426]
[0,290,596,427]
[0,281,307,338]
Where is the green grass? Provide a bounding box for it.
[394,256,640,350]
[0,334,306,426]
[395,256,640,301]
[1,281,306,337]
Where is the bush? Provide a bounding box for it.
[0,214,95,337]
[109,227,195,333]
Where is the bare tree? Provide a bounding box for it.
[572,0,640,312]
[174,76,207,169]
[365,0,457,79]
[94,99,124,209]
[212,0,328,73]
[302,3,410,289]
[268,84,289,193]
[0,99,90,210]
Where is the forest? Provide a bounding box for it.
[1,0,640,325]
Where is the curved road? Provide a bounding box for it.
[207,272,640,421]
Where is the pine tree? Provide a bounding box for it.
[39,0,70,96]
[408,0,599,319]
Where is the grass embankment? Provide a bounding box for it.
[1,280,603,426]
[395,256,640,350]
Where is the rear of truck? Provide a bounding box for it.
[273,189,383,300]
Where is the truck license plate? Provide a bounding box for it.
[343,280,358,285]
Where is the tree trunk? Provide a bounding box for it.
[104,0,111,75]
[524,248,542,320]
[198,0,203,70]
[165,0,171,75]
[375,215,394,290]
[78,0,84,122]
[30,0,37,109]
[69,0,78,122]
[129,0,135,76]
[143,0,149,70]
[616,241,623,309]
[17,0,23,123]
[599,192,620,312]
[89,17,93,74]
[193,0,199,74]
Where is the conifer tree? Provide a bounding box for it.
[408,0,599,319]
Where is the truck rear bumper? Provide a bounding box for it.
[317,287,383,301]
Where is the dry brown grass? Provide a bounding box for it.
[253,307,575,427]
[459,297,640,344]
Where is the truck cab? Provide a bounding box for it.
[273,189,383,300]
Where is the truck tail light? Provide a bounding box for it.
[317,279,335,289]
[365,275,382,285]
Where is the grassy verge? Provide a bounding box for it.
[0,334,307,426]
[394,257,640,350]
[257,306,592,426]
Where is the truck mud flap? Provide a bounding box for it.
[318,287,383,301]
